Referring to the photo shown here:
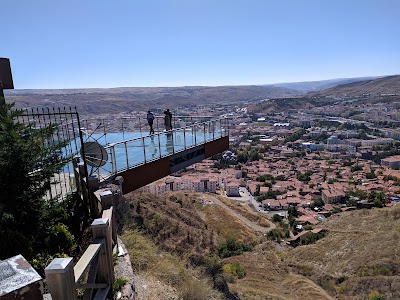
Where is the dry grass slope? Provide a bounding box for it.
[122,191,400,299]
[125,191,216,257]
[225,243,333,300]
[287,207,400,299]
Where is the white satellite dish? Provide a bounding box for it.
[82,141,108,168]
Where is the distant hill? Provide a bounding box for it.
[4,85,297,116]
[270,76,379,93]
[249,75,400,114]
[305,74,400,99]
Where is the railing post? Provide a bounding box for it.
[102,206,118,250]
[203,123,206,143]
[171,131,175,154]
[88,175,100,218]
[158,134,162,158]
[183,127,187,149]
[78,162,90,216]
[100,189,114,209]
[212,120,215,140]
[92,218,115,288]
[45,258,77,300]
[124,141,129,169]
[142,137,147,163]
[110,146,117,174]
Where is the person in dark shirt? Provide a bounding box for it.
[164,109,172,131]
[146,110,155,134]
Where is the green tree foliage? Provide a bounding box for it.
[299,231,327,245]
[284,129,306,143]
[217,238,253,259]
[236,149,260,163]
[256,189,285,201]
[296,172,311,183]
[267,228,283,242]
[272,214,283,222]
[351,165,362,172]
[311,198,325,209]
[0,103,75,260]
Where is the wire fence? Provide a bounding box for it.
[18,107,85,200]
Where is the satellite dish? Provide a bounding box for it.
[82,141,108,168]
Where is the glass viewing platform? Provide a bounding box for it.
[82,117,229,181]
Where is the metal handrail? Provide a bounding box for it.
[104,117,227,148]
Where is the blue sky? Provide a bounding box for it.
[3,0,400,89]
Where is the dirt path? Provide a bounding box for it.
[199,193,275,233]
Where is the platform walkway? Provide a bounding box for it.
[88,117,229,192]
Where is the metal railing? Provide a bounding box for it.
[80,115,215,137]
[17,107,85,201]
[92,117,229,181]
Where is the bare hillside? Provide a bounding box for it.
[125,191,216,257]
[287,207,400,299]
[5,85,297,116]
[306,75,400,99]
[120,188,400,300]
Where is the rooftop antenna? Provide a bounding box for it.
[0,57,14,105]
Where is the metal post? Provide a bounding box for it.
[194,124,197,146]
[203,123,206,143]
[158,134,162,158]
[124,141,129,169]
[171,130,175,154]
[183,127,187,150]
[110,146,117,174]
[212,120,215,140]
[142,137,147,163]
[139,117,142,137]
[0,81,4,105]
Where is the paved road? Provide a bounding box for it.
[200,193,275,233]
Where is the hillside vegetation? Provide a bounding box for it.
[120,191,400,299]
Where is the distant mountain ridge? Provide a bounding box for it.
[6,75,400,116]
[270,76,380,93]
[5,85,298,116]
[249,74,400,114]
[305,74,400,98]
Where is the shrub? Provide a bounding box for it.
[368,290,383,300]
[217,238,252,259]
[113,278,128,292]
[0,230,33,260]
[223,262,246,279]
[45,224,76,255]
[272,214,283,222]
[267,229,283,242]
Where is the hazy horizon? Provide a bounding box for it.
[4,73,397,91]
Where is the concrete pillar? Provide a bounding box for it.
[88,175,100,217]
[45,258,77,300]
[100,190,113,209]
[91,218,114,288]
